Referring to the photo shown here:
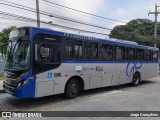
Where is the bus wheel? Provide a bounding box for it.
[65,79,80,99]
[132,73,140,86]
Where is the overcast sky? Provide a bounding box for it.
[0,0,159,38]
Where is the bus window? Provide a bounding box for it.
[136,49,144,61]
[144,50,151,61]
[100,44,113,60]
[66,40,74,59]
[152,51,158,61]
[84,42,98,59]
[75,41,83,59]
[126,47,135,61]
[39,43,60,63]
[84,42,92,59]
[92,43,98,59]
[40,45,48,62]
[115,46,125,60]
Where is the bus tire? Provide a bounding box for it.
[65,78,80,99]
[132,72,140,86]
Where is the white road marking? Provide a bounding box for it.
[107,90,122,95]
[90,90,123,99]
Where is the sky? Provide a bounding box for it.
[0,0,159,38]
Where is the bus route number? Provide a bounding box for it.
[96,66,103,71]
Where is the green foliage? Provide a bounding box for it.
[0,26,16,45]
[109,19,160,47]
[0,26,16,54]
[0,75,5,80]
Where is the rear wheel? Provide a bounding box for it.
[65,79,80,99]
[132,73,140,86]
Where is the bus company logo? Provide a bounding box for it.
[126,63,143,78]
[64,33,99,41]
[2,112,12,118]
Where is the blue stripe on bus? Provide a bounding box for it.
[126,62,143,79]
[62,60,159,64]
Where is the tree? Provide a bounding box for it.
[0,26,16,45]
[0,26,16,54]
[109,19,160,47]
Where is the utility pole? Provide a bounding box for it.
[148,4,160,47]
[36,0,40,27]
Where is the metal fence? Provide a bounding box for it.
[0,56,5,75]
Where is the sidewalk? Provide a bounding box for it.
[0,80,5,93]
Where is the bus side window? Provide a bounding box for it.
[136,49,144,61]
[100,44,113,60]
[126,47,135,61]
[75,41,83,59]
[115,46,125,61]
[92,43,98,59]
[152,51,158,61]
[84,42,98,60]
[84,42,92,59]
[38,43,60,64]
[144,50,151,61]
[65,40,74,60]
[40,45,48,62]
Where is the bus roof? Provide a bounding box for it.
[28,27,159,51]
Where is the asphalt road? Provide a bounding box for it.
[0,75,160,120]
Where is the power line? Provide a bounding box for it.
[0,3,36,16]
[0,1,111,30]
[145,0,158,4]
[37,0,114,24]
[0,16,35,26]
[0,11,109,36]
[41,0,126,24]
[0,0,111,30]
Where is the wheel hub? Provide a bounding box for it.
[71,83,78,94]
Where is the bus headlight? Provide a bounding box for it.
[22,79,29,85]
[23,80,28,85]
[17,83,21,87]
[17,79,29,87]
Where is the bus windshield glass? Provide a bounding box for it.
[5,40,30,71]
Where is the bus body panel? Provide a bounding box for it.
[35,61,158,98]
[61,63,91,90]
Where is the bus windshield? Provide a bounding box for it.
[5,40,30,71]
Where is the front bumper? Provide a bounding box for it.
[3,81,16,95]
[3,79,36,98]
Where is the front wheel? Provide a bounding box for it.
[132,73,141,86]
[65,79,80,99]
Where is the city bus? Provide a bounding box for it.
[3,27,159,98]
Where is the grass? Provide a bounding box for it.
[0,75,5,80]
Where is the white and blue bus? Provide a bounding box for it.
[3,27,159,98]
